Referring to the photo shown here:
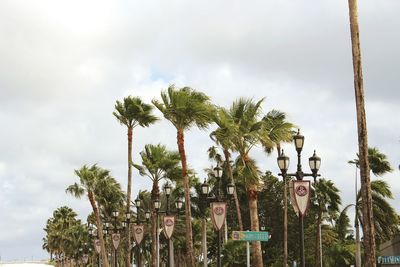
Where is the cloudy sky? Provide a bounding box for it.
[1,0,399,261]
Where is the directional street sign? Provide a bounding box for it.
[232,231,270,242]
[378,256,400,265]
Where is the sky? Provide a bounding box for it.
[0,0,399,261]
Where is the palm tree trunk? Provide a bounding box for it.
[88,191,109,267]
[126,127,133,267]
[223,149,243,231]
[151,181,160,267]
[347,1,376,266]
[177,128,196,267]
[314,210,322,267]
[248,187,263,267]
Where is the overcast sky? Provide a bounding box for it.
[1,0,399,261]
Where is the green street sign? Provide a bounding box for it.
[378,256,400,264]
[232,231,270,242]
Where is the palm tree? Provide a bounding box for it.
[348,146,394,267]
[262,109,295,267]
[152,85,214,267]
[358,180,398,244]
[113,96,158,267]
[210,108,244,232]
[66,164,122,267]
[347,0,376,265]
[226,98,275,267]
[312,178,341,267]
[43,206,79,261]
[132,144,181,267]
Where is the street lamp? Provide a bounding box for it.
[153,183,184,267]
[111,211,121,267]
[277,129,321,267]
[200,162,235,267]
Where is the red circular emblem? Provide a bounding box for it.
[295,185,308,196]
[112,234,120,241]
[214,206,225,216]
[165,218,174,227]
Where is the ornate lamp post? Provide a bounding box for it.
[111,211,121,267]
[200,163,235,267]
[153,183,184,267]
[277,129,321,267]
[131,196,146,267]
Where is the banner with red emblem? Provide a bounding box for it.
[94,239,101,254]
[112,233,121,250]
[163,216,175,239]
[133,224,145,245]
[292,180,311,217]
[211,202,227,230]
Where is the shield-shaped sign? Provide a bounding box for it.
[292,180,311,217]
[94,239,101,254]
[82,254,89,264]
[163,216,175,239]
[211,202,227,230]
[112,233,121,250]
[132,224,145,245]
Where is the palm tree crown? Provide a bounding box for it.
[152,85,214,130]
[113,96,158,128]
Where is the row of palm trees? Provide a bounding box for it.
[43,85,399,266]
[43,146,398,266]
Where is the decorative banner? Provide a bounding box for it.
[94,239,101,254]
[82,254,89,264]
[163,216,176,239]
[132,224,145,245]
[112,233,121,250]
[289,180,299,217]
[211,202,227,230]
[293,180,311,217]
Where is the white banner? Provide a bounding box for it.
[112,233,121,250]
[94,239,101,254]
[293,180,311,217]
[133,224,145,245]
[163,216,175,240]
[82,254,89,264]
[211,202,227,230]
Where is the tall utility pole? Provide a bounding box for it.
[347,1,376,266]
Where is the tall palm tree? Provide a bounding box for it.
[132,144,181,267]
[152,85,214,267]
[347,0,376,265]
[113,96,158,267]
[66,164,122,267]
[226,98,275,267]
[313,178,341,267]
[262,109,295,267]
[210,108,244,231]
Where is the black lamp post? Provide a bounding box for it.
[111,211,119,267]
[133,196,143,267]
[200,163,235,267]
[277,129,321,267]
[153,183,184,267]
